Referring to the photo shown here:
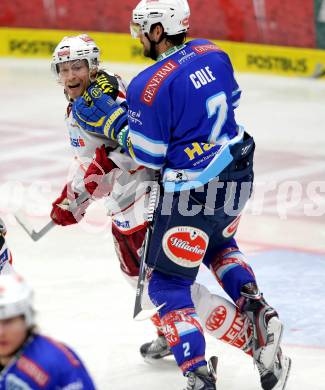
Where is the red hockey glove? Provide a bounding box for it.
[84,144,117,198]
[50,184,89,226]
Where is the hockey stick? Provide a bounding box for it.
[133,176,164,321]
[15,191,89,242]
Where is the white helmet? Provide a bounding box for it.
[131,0,190,38]
[51,34,100,77]
[0,273,34,327]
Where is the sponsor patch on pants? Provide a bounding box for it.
[162,226,209,268]
[222,215,241,238]
[206,305,227,331]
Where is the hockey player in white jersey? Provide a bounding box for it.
[0,217,13,274]
[50,34,289,389]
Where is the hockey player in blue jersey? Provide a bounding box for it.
[72,1,291,388]
[0,272,96,389]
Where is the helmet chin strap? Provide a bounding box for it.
[145,32,165,61]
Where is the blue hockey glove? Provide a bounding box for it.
[72,86,128,139]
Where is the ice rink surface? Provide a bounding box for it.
[0,58,325,389]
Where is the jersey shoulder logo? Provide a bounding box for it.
[192,44,221,55]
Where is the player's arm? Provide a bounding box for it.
[72,71,128,139]
[73,81,169,170]
[83,144,119,198]
[60,364,96,390]
[55,344,97,390]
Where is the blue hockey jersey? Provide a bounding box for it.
[127,39,244,190]
[0,333,96,389]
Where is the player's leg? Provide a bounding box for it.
[193,280,290,390]
[146,189,218,389]
[111,224,173,358]
[207,240,286,372]
[202,133,290,389]
[148,271,217,389]
[207,241,281,364]
[111,224,145,278]
[140,279,253,360]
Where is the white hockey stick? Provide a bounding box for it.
[133,176,164,321]
[15,191,89,242]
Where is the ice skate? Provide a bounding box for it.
[184,356,217,390]
[256,348,291,390]
[140,335,172,359]
[241,283,283,369]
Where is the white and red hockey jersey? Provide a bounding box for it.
[65,71,156,234]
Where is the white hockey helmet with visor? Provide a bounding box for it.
[130,0,190,38]
[0,273,34,327]
[51,34,100,79]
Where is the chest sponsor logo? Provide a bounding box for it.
[17,356,49,387]
[141,60,179,106]
[206,305,227,331]
[70,137,85,147]
[162,226,209,268]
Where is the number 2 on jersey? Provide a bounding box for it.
[206,92,228,144]
[183,342,190,357]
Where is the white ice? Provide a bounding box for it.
[0,58,325,389]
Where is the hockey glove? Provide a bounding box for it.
[50,184,89,226]
[84,144,118,198]
[72,85,128,139]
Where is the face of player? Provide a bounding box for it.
[139,33,152,58]
[0,315,28,363]
[58,59,90,100]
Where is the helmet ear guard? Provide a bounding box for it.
[0,273,34,327]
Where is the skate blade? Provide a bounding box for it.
[260,318,283,369]
[208,356,218,381]
[273,356,291,390]
[143,350,173,361]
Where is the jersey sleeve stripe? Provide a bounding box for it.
[132,142,167,158]
[132,145,165,164]
[133,154,164,170]
[232,88,241,96]
[130,128,168,148]
[232,98,241,108]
